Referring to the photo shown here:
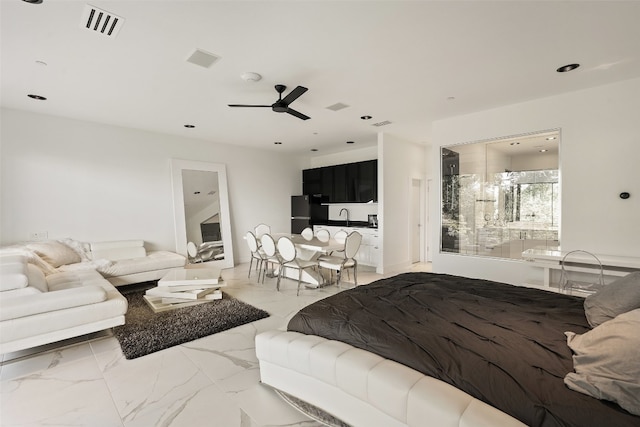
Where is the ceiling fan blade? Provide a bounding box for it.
[281,86,308,105]
[228,104,272,108]
[286,108,310,120]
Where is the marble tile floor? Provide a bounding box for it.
[0,262,431,427]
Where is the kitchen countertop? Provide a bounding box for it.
[315,220,377,229]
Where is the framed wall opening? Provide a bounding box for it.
[440,130,560,260]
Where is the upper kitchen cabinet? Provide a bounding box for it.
[303,160,377,203]
[303,167,333,197]
[357,160,377,202]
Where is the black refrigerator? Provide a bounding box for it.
[291,195,328,234]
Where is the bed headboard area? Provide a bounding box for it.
[286,272,640,426]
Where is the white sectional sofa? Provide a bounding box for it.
[0,239,186,354]
[9,238,187,286]
[0,254,128,354]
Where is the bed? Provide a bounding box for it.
[256,272,640,427]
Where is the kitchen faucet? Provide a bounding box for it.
[339,208,350,226]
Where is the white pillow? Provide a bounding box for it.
[0,261,29,291]
[565,308,640,416]
[26,240,81,268]
[584,271,640,327]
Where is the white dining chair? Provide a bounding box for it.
[301,227,314,241]
[246,231,265,279]
[254,223,271,239]
[322,229,350,278]
[277,236,318,295]
[315,228,330,242]
[318,231,362,288]
[260,234,281,285]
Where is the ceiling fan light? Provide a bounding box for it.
[241,72,262,82]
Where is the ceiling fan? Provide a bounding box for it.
[228,84,310,120]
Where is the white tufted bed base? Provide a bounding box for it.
[256,330,526,427]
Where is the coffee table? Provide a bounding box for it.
[143,267,226,313]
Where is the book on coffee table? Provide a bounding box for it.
[161,289,223,304]
[145,286,218,300]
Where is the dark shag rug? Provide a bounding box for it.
[114,282,269,359]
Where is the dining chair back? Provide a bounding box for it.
[277,236,297,263]
[344,231,363,259]
[260,233,281,284]
[318,231,362,288]
[316,229,330,242]
[254,223,271,239]
[246,231,265,279]
[333,230,348,245]
[277,236,318,295]
[301,227,314,241]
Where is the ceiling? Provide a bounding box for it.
[2,1,640,156]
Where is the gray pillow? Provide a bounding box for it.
[583,271,640,327]
[564,308,640,416]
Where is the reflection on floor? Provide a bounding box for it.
[0,262,432,427]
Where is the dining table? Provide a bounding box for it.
[270,233,343,288]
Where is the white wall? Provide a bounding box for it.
[431,78,640,284]
[379,132,427,274]
[0,108,302,263]
[308,145,377,168]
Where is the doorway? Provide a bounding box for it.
[410,178,422,263]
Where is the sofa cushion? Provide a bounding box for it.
[26,263,48,293]
[0,259,28,291]
[26,241,81,268]
[90,240,146,261]
[0,248,58,275]
[0,285,107,321]
[96,251,186,277]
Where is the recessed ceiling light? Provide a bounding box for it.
[546,136,557,140]
[27,94,46,100]
[274,141,282,145]
[556,64,580,73]
[184,124,195,128]
[539,149,548,153]
[360,115,372,120]
[346,141,354,144]
[310,148,318,152]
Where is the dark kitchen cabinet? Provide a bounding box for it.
[332,164,348,202]
[303,167,334,198]
[357,160,377,202]
[303,160,377,203]
[302,168,321,196]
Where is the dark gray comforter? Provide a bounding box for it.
[287,272,640,427]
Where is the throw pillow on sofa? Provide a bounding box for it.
[26,240,81,268]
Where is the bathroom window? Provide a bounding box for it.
[441,130,560,260]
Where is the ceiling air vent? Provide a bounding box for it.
[326,102,350,111]
[186,49,220,69]
[80,4,125,38]
[372,120,392,127]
